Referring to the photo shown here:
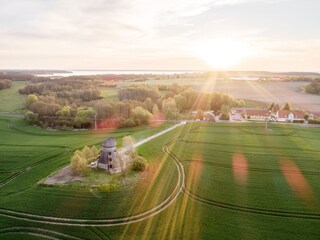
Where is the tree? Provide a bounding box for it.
[305,80,320,95]
[131,107,152,125]
[82,146,95,163]
[237,99,245,107]
[268,102,275,111]
[220,104,230,120]
[26,94,38,107]
[282,102,291,111]
[195,109,204,120]
[74,107,95,128]
[91,145,100,159]
[131,156,147,172]
[25,111,38,124]
[122,135,136,156]
[0,79,12,90]
[152,104,160,115]
[162,97,179,119]
[56,106,72,118]
[174,94,188,113]
[71,154,87,176]
[272,103,280,112]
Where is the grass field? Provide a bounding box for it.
[0,82,26,113]
[0,118,319,239]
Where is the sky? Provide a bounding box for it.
[0,0,320,71]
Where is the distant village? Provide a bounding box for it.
[192,108,320,124]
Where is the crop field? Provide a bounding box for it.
[0,118,319,239]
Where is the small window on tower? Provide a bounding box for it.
[109,165,113,169]
[108,152,111,156]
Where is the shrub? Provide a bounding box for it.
[25,111,39,125]
[292,120,304,123]
[120,118,136,128]
[0,79,12,90]
[219,113,230,120]
[71,154,87,176]
[308,119,320,124]
[131,156,148,172]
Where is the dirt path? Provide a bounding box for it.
[134,121,186,147]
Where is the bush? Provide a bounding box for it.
[25,111,39,124]
[120,118,136,128]
[71,154,87,176]
[131,156,148,172]
[219,113,230,120]
[308,119,320,124]
[0,79,12,90]
[292,120,305,123]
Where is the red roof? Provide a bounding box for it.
[278,110,305,119]
[245,109,270,117]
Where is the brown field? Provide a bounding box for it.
[193,81,320,112]
[120,79,320,112]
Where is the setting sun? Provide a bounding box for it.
[195,39,251,69]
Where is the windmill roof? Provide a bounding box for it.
[102,137,116,148]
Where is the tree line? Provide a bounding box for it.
[0,79,12,90]
[305,80,320,95]
[20,78,244,130]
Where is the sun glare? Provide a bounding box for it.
[195,38,251,69]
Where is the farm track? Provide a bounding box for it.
[0,147,71,189]
[185,188,320,220]
[181,160,320,176]
[165,129,320,220]
[0,227,85,240]
[0,129,186,226]
[180,140,320,154]
[0,120,319,237]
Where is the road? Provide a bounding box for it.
[134,121,187,147]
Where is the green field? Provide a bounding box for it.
[0,82,26,113]
[0,118,319,239]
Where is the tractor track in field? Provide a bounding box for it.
[168,148,320,220]
[179,144,320,161]
[184,188,320,220]
[181,160,320,176]
[0,147,72,189]
[0,227,85,240]
[0,122,319,231]
[165,131,320,220]
[0,129,186,226]
[180,140,320,155]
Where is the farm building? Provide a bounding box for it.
[204,111,215,121]
[244,109,271,121]
[97,137,122,174]
[276,110,305,122]
[241,108,305,122]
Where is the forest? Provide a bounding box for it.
[18,77,244,130]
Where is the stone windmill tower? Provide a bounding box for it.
[97,137,122,174]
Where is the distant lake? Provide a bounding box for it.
[36,70,200,77]
[36,70,277,81]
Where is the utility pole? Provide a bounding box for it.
[265,117,268,130]
[94,113,97,130]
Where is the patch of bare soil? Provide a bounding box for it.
[40,165,83,185]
